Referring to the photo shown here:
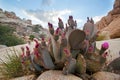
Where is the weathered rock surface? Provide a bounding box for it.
[92,71,120,80]
[37,70,82,80]
[96,0,120,38]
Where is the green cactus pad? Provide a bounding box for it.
[76,54,86,74]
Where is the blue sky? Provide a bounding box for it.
[0,0,114,28]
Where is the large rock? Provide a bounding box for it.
[96,0,120,38]
[92,71,120,80]
[37,70,82,80]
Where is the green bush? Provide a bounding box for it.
[0,49,30,79]
[0,25,25,46]
[0,35,24,46]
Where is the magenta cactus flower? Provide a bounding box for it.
[101,42,109,50]
[99,42,109,55]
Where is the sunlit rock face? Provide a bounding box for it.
[96,0,120,39]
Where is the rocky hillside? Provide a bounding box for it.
[96,0,120,38]
[0,8,43,38]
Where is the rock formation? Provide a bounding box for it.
[0,8,44,39]
[96,0,120,38]
[0,8,32,36]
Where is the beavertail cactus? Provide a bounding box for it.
[19,16,112,80]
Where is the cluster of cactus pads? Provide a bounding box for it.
[20,16,109,79]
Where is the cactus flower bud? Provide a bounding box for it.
[26,46,30,56]
[102,42,109,50]
[48,22,54,35]
[64,48,70,56]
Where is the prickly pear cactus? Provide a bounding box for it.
[19,16,111,80]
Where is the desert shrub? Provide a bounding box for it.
[96,35,106,41]
[29,35,35,40]
[0,49,30,79]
